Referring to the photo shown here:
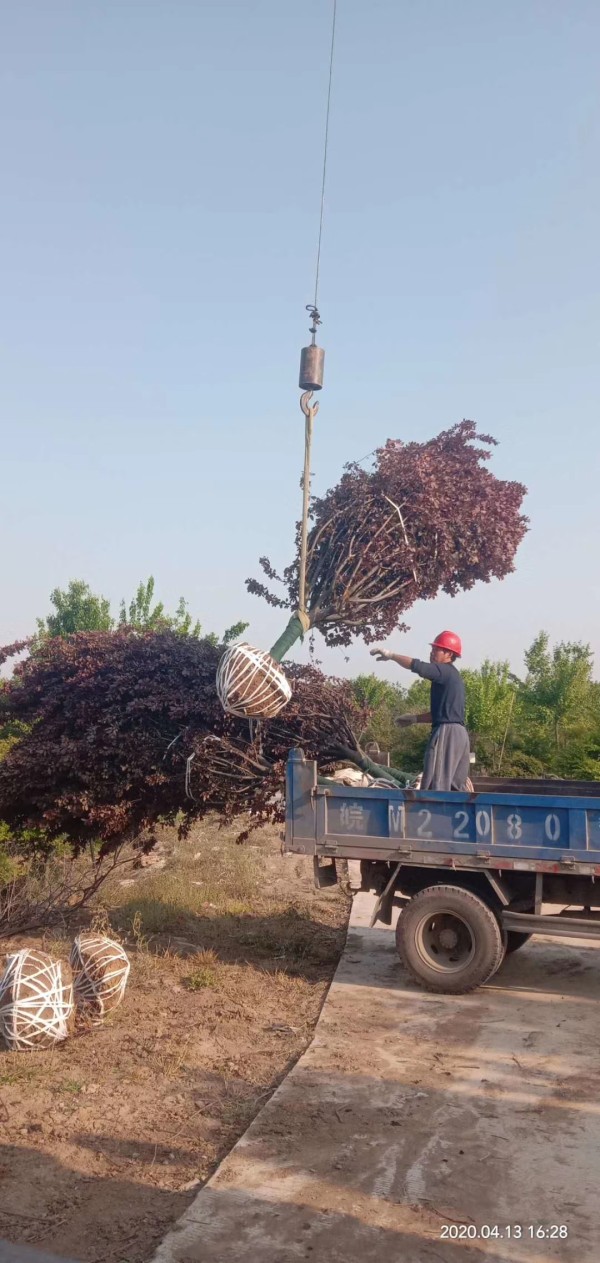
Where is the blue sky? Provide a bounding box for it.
[1,0,598,682]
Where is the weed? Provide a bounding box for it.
[131,909,150,952]
[221,900,253,917]
[40,929,71,959]
[185,949,220,991]
[151,1035,193,1078]
[89,905,111,937]
[0,1070,23,1087]
[60,1079,83,1094]
[0,1059,45,1087]
[185,966,218,990]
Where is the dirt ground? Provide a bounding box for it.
[0,822,350,1263]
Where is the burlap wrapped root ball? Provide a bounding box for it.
[216,642,292,719]
[0,949,74,1051]
[70,933,130,1023]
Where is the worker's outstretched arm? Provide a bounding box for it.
[395,711,432,727]
[370,648,414,670]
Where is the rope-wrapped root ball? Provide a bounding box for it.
[216,642,292,719]
[70,933,131,1023]
[0,949,74,1051]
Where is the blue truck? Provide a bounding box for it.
[284,747,600,993]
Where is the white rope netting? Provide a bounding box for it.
[216,642,292,719]
[0,950,74,1051]
[70,933,130,1022]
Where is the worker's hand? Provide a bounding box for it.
[395,714,417,728]
[370,647,392,662]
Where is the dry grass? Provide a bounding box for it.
[102,819,345,978]
[106,830,264,929]
[0,817,351,1263]
[0,845,133,938]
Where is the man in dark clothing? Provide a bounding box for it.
[370,630,470,791]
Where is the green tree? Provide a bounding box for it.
[37,580,114,637]
[119,576,184,633]
[222,620,250,644]
[119,576,248,643]
[518,633,597,776]
[0,718,29,763]
[36,576,247,646]
[391,678,431,771]
[462,660,518,774]
[351,674,430,772]
[353,674,399,712]
[352,674,405,756]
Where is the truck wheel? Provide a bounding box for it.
[396,885,504,994]
[504,930,532,955]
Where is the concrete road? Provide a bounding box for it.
[153,894,600,1263]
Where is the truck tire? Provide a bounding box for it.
[504,930,532,955]
[396,884,504,994]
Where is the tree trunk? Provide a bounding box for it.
[332,745,412,787]
[270,615,306,663]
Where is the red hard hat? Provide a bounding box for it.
[431,630,462,657]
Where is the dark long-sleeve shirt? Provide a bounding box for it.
[410,659,466,728]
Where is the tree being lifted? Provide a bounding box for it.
[213,6,526,716]
[248,420,527,657]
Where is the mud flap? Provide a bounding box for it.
[374,887,395,926]
[313,856,338,889]
[369,862,403,927]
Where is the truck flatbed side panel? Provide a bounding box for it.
[285,749,600,871]
[472,777,600,798]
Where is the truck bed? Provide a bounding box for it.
[284,749,600,875]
